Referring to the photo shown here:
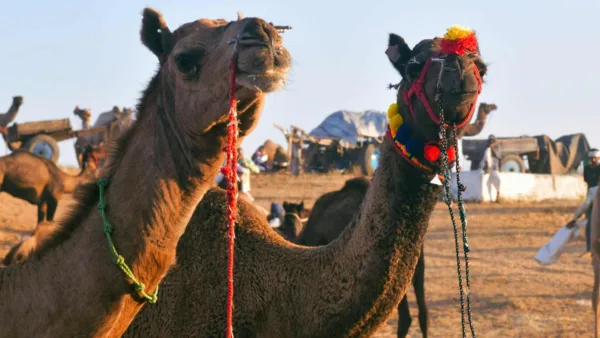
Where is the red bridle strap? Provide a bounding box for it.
[402,53,482,129]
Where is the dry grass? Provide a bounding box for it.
[0,172,592,337]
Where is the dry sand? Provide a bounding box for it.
[0,172,591,337]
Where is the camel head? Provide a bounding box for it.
[140,8,291,138]
[480,102,498,114]
[73,106,92,122]
[283,201,305,215]
[386,25,487,168]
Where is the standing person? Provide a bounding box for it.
[479,135,502,202]
[568,149,600,254]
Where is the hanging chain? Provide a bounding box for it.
[435,86,476,337]
[453,124,476,337]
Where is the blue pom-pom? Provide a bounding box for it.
[394,124,411,144]
[405,138,424,156]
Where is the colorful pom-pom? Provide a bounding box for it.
[443,25,474,41]
[405,139,424,156]
[441,25,478,55]
[395,124,411,144]
[387,103,399,119]
[447,146,456,162]
[389,114,404,132]
[424,144,441,162]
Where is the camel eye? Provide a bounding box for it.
[175,48,205,76]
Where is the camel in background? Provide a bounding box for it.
[0,148,97,224]
[73,105,134,167]
[3,221,57,265]
[0,8,290,337]
[0,96,23,128]
[462,103,498,137]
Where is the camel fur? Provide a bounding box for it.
[0,8,290,337]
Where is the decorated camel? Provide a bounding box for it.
[0,148,97,224]
[461,102,497,137]
[292,176,427,337]
[0,8,290,337]
[3,23,485,337]
[73,105,135,167]
[0,96,24,128]
[125,26,487,336]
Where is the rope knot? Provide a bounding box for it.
[103,221,113,233]
[115,255,125,266]
[134,282,146,293]
[97,178,109,188]
[97,201,106,211]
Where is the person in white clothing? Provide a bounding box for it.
[479,135,501,202]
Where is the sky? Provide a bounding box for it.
[1,0,599,167]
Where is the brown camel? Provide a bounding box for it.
[3,221,57,265]
[461,103,498,137]
[263,139,289,170]
[4,26,485,337]
[125,29,487,336]
[0,148,97,224]
[73,105,135,167]
[294,176,427,338]
[0,8,290,337]
[0,96,23,128]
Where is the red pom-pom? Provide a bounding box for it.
[424,144,441,162]
[447,146,456,162]
[441,34,479,55]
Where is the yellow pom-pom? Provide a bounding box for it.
[387,103,399,119]
[443,25,474,41]
[389,113,404,132]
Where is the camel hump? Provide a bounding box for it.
[341,177,370,194]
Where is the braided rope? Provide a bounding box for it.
[97,178,158,304]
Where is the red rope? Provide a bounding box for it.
[222,54,239,338]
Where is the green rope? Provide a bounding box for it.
[97,178,159,304]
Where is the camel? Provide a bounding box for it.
[461,103,498,137]
[127,28,487,336]
[263,139,289,170]
[73,105,135,167]
[294,176,427,337]
[3,221,57,265]
[4,25,485,337]
[0,8,290,337]
[0,148,97,224]
[0,96,23,128]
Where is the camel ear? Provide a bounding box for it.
[299,201,304,210]
[283,201,289,209]
[141,8,173,59]
[386,33,412,78]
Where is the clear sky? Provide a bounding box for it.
[1,0,598,166]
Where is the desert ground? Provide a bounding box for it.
[0,171,592,337]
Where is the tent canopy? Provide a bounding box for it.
[309,110,387,146]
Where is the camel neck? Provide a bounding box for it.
[0,102,227,337]
[301,138,441,336]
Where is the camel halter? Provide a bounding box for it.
[223,36,240,338]
[386,25,481,338]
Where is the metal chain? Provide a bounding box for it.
[435,86,477,337]
[452,125,476,337]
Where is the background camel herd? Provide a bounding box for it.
[0,6,598,338]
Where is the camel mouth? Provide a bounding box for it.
[235,70,287,93]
